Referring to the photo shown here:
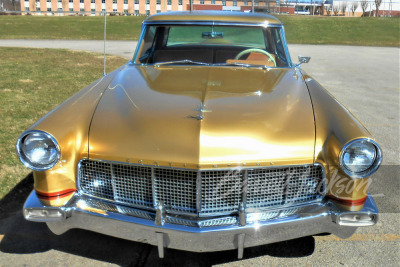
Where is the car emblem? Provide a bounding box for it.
[188,104,211,120]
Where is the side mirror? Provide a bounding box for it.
[298,56,311,64]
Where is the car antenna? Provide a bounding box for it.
[103,10,107,76]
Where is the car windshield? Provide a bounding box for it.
[136,24,291,68]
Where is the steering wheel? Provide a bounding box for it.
[234,48,276,67]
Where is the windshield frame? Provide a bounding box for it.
[132,21,293,68]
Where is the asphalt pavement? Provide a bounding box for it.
[0,40,399,266]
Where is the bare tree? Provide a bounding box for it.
[333,4,339,16]
[325,5,331,16]
[340,3,347,15]
[351,1,359,16]
[360,0,368,15]
[374,0,382,16]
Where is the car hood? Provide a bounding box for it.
[88,65,315,168]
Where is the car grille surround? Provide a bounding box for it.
[78,159,325,218]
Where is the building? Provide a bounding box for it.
[20,0,274,15]
[19,0,399,16]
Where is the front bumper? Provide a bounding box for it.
[23,192,378,258]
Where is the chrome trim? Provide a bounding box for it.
[155,201,166,226]
[332,195,379,226]
[15,130,61,171]
[298,55,311,64]
[238,202,246,226]
[24,192,378,254]
[156,232,165,258]
[339,138,383,179]
[132,21,292,68]
[78,158,321,172]
[132,23,146,63]
[196,171,202,214]
[280,25,293,67]
[77,159,326,221]
[151,167,156,207]
[237,233,245,259]
[143,21,283,27]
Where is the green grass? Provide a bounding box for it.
[0,47,128,199]
[277,15,400,47]
[0,15,399,46]
[0,15,145,40]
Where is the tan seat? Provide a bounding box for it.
[226,52,276,67]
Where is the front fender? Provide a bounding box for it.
[302,71,375,211]
[27,66,125,206]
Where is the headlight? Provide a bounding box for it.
[339,138,382,178]
[16,130,60,171]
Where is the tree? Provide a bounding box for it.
[351,1,359,16]
[374,0,382,16]
[360,0,368,15]
[340,3,347,15]
[325,5,332,16]
[333,4,339,15]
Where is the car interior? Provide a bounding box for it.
[137,25,288,67]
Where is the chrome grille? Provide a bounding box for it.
[79,160,114,200]
[285,166,324,204]
[200,169,242,214]
[246,168,286,209]
[78,160,324,217]
[154,168,197,213]
[113,164,153,208]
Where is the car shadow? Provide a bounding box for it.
[0,174,315,266]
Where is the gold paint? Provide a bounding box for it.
[89,66,315,168]
[23,23,379,208]
[27,68,124,207]
[305,74,375,201]
[36,193,75,207]
[146,11,282,25]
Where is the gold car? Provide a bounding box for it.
[17,11,382,259]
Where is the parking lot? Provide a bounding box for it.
[0,41,398,266]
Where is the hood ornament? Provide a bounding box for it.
[188,104,211,121]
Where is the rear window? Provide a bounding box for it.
[167,26,266,48]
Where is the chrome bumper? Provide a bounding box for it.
[23,192,378,258]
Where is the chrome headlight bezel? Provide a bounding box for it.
[16,130,61,171]
[339,138,382,179]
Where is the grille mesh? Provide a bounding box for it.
[79,160,113,200]
[113,164,153,208]
[246,168,286,209]
[285,166,324,204]
[78,160,324,217]
[200,169,242,214]
[154,168,197,213]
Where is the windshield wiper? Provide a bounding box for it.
[154,60,209,67]
[213,62,269,69]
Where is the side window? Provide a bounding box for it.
[138,26,157,63]
[273,28,287,65]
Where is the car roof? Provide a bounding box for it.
[144,11,282,25]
